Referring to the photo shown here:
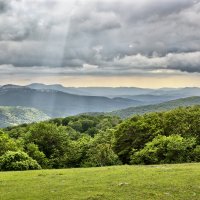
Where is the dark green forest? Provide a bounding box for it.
[1,106,200,171]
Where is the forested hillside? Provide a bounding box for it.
[110,96,200,118]
[1,106,200,171]
[0,106,50,128]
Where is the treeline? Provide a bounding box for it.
[1,106,200,171]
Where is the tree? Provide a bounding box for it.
[114,114,164,163]
[25,143,48,168]
[131,135,196,164]
[26,122,70,168]
[82,143,120,167]
[0,131,21,156]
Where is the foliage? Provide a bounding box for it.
[0,131,22,156]
[1,106,200,170]
[25,122,70,168]
[111,96,200,118]
[82,143,121,167]
[25,143,48,168]
[0,151,41,171]
[0,106,49,128]
[130,135,196,164]
[114,106,200,164]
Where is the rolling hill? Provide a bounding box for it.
[0,106,50,127]
[110,96,200,118]
[0,85,143,117]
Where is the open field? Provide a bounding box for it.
[0,164,200,200]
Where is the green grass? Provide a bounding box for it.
[1,163,200,200]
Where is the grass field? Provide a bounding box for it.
[0,163,200,200]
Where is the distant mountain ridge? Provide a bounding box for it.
[27,83,154,96]
[27,83,200,104]
[0,84,200,121]
[0,106,50,127]
[110,96,200,118]
[0,85,143,117]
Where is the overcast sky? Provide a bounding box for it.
[0,0,200,87]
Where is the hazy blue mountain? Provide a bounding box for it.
[0,106,50,128]
[0,85,143,117]
[27,83,91,96]
[27,83,154,96]
[27,83,200,104]
[110,96,200,118]
[150,87,200,96]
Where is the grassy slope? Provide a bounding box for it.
[1,164,200,200]
[0,106,50,127]
[111,96,200,118]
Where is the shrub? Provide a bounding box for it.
[192,145,200,162]
[0,151,41,171]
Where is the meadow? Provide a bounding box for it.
[1,163,200,200]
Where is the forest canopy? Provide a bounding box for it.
[1,106,200,171]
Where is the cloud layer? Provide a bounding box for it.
[0,0,200,77]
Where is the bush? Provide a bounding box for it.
[192,145,200,162]
[131,135,196,164]
[0,151,41,171]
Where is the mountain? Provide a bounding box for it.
[150,87,200,96]
[118,94,179,104]
[0,85,143,117]
[110,96,200,118]
[27,83,154,96]
[27,83,91,96]
[0,106,50,128]
[27,83,200,104]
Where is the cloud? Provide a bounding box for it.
[112,51,200,73]
[0,0,10,14]
[1,51,199,78]
[166,52,200,72]
[0,0,200,77]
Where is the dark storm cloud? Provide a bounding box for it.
[0,0,200,75]
[166,52,200,73]
[0,0,9,14]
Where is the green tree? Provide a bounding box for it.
[25,143,48,168]
[82,143,120,167]
[26,123,70,168]
[0,131,21,156]
[114,114,164,163]
[131,135,196,164]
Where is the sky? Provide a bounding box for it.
[0,0,200,88]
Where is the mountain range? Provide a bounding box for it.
[0,83,200,127]
[0,84,143,117]
[27,83,200,104]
